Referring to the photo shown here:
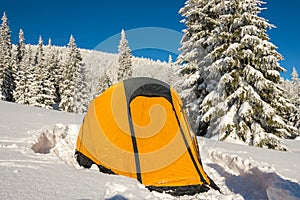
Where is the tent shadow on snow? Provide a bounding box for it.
[207,163,300,200]
[105,195,129,200]
[77,197,128,200]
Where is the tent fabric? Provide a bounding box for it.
[75,77,219,195]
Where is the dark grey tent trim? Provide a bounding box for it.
[126,105,143,183]
[123,77,172,104]
[75,151,116,174]
[75,151,94,169]
[147,184,210,196]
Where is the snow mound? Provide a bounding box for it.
[104,180,154,200]
[30,124,80,166]
[27,123,300,199]
[207,150,300,200]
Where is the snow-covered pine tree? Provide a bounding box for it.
[46,40,63,108]
[74,63,88,113]
[176,0,220,132]
[25,45,38,105]
[204,0,299,149]
[291,67,300,106]
[179,0,298,150]
[289,67,300,130]
[0,12,14,101]
[47,38,52,47]
[117,29,132,81]
[74,38,89,114]
[168,55,173,64]
[33,36,43,106]
[96,70,112,96]
[33,36,55,109]
[60,36,76,112]
[13,29,29,104]
[60,35,87,113]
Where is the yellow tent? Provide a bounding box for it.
[75,77,219,195]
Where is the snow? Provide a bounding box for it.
[1,100,300,199]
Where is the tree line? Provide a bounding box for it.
[282,67,300,130]
[0,13,133,113]
[0,13,88,113]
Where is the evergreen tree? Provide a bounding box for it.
[26,45,38,105]
[168,55,173,64]
[291,67,300,106]
[177,0,219,131]
[0,12,14,101]
[290,67,300,130]
[60,35,87,113]
[96,70,112,96]
[33,36,55,109]
[13,29,29,104]
[178,0,298,150]
[46,41,63,108]
[117,29,132,81]
[47,38,52,47]
[74,63,88,113]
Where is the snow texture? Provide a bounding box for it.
[0,100,299,199]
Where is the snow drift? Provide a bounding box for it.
[28,123,300,200]
[0,101,299,199]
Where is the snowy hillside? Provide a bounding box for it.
[25,44,180,101]
[1,100,299,200]
[80,48,180,98]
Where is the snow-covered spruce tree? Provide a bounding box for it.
[176,0,220,132]
[74,61,88,113]
[96,70,112,96]
[13,29,30,104]
[25,45,38,105]
[33,36,55,109]
[179,0,298,150]
[0,12,14,101]
[60,35,88,113]
[46,40,63,108]
[289,67,300,130]
[117,29,132,81]
[291,67,300,107]
[168,55,173,65]
[202,0,299,149]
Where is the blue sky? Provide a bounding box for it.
[1,0,299,79]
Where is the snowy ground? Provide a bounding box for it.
[0,100,299,200]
